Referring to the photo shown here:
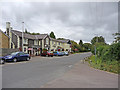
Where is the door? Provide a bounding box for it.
[18,52,26,60]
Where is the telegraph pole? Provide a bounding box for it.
[22,22,24,52]
[94,34,98,62]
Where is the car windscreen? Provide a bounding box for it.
[11,52,19,56]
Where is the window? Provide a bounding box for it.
[24,48,26,52]
[19,52,24,55]
[24,38,27,44]
[46,38,49,44]
[34,40,38,45]
[39,41,41,45]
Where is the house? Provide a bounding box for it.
[5,22,71,56]
[0,29,19,56]
[50,38,63,51]
[6,22,50,56]
[50,38,71,52]
[58,39,71,52]
[0,29,10,49]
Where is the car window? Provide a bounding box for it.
[11,52,19,55]
[19,52,24,55]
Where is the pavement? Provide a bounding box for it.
[41,59,118,88]
[2,52,118,88]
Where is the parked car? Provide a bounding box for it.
[0,56,5,64]
[2,52,31,62]
[41,51,54,57]
[64,51,69,56]
[53,51,63,56]
[47,52,54,57]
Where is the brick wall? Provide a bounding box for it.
[0,48,19,56]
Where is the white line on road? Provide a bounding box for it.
[68,65,72,68]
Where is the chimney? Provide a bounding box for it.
[6,22,11,36]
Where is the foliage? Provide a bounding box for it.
[24,29,40,35]
[89,55,119,74]
[57,38,65,40]
[112,32,120,43]
[94,43,120,62]
[43,48,47,51]
[79,40,83,47]
[50,31,56,39]
[83,43,92,51]
[91,36,106,45]
[70,40,90,52]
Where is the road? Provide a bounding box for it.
[2,52,91,88]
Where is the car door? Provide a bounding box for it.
[17,53,22,61]
[18,52,25,60]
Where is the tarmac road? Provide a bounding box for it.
[2,52,92,88]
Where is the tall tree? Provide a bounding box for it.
[79,40,83,46]
[91,36,105,45]
[50,31,56,39]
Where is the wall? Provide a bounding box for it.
[0,48,19,56]
[0,31,9,49]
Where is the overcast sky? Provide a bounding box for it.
[0,1,118,44]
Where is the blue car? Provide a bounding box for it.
[0,56,5,64]
[2,52,31,62]
[53,51,63,56]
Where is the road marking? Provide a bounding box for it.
[68,65,72,68]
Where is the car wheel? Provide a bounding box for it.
[0,60,5,64]
[13,58,17,62]
[26,57,30,61]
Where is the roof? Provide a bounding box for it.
[58,39,70,43]
[0,29,10,38]
[50,38,62,42]
[50,37,71,43]
[12,30,48,39]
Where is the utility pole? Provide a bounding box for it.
[94,34,98,62]
[22,22,24,52]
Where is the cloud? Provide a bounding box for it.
[0,2,118,44]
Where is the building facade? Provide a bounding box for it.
[5,22,71,56]
[6,22,51,56]
[50,38,71,52]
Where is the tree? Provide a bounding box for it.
[83,43,92,51]
[91,36,106,45]
[50,31,56,39]
[57,38,65,40]
[25,28,28,33]
[79,40,83,46]
[113,33,120,43]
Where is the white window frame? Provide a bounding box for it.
[34,40,38,45]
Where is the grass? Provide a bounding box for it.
[88,55,119,74]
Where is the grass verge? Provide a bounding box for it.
[88,55,119,74]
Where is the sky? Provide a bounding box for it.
[0,0,118,44]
